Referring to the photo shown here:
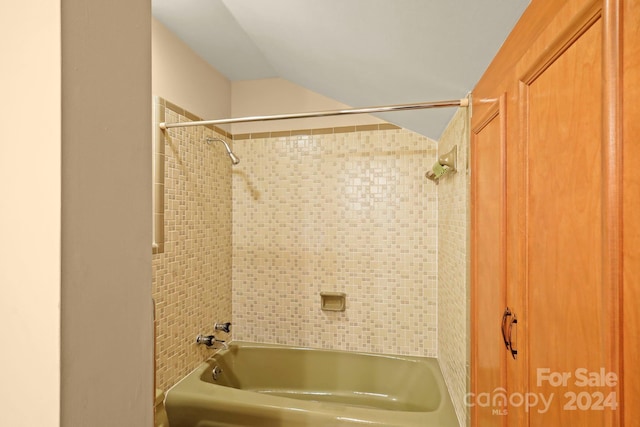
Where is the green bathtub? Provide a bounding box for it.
[166,341,459,427]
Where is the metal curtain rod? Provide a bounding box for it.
[159,98,469,130]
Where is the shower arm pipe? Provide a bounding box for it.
[158,98,469,130]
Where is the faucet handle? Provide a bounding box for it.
[196,334,214,346]
[196,334,228,350]
[214,322,231,333]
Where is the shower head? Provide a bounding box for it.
[206,137,240,165]
[228,151,240,166]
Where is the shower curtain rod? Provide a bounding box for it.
[158,98,469,130]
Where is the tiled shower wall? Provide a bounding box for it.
[438,107,470,426]
[152,98,233,391]
[151,98,469,401]
[232,126,439,356]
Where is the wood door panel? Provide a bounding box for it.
[524,18,607,426]
[471,99,507,427]
[623,1,640,425]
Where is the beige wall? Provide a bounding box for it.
[152,18,231,128]
[232,126,439,356]
[2,1,153,426]
[437,107,470,426]
[152,24,380,136]
[231,78,384,135]
[0,2,62,426]
[152,100,233,391]
[61,0,153,426]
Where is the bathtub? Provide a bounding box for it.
[165,341,458,427]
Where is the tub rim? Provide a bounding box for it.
[166,341,460,427]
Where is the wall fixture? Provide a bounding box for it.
[425,145,457,184]
[320,292,347,312]
[206,138,240,165]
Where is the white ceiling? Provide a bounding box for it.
[152,0,529,139]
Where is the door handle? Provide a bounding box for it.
[501,307,518,359]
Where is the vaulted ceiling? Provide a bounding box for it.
[152,0,529,139]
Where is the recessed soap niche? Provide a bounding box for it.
[320,292,346,312]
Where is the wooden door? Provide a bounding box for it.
[471,96,508,426]
[518,2,620,425]
[522,16,605,427]
[471,0,624,426]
